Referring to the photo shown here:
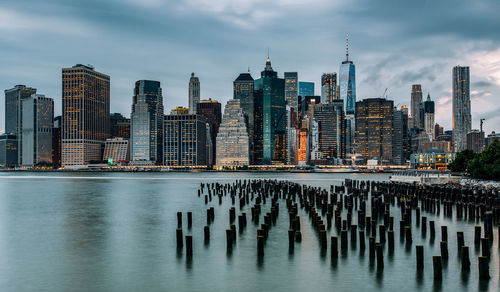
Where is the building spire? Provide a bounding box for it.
[265,48,272,71]
[345,33,349,62]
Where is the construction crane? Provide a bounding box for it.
[380,88,388,99]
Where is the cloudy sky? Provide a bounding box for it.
[1,0,499,133]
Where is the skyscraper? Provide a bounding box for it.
[452,65,471,152]
[110,113,131,139]
[253,56,286,165]
[298,82,314,98]
[355,98,394,164]
[321,73,337,104]
[423,94,435,140]
[339,36,356,114]
[62,64,110,166]
[163,114,207,166]
[410,84,423,129]
[392,107,408,165]
[188,73,200,114]
[233,71,255,163]
[314,100,345,160]
[216,99,249,166]
[52,116,61,167]
[4,84,37,164]
[21,94,54,167]
[0,134,18,168]
[130,80,164,164]
[285,72,299,109]
[197,99,222,165]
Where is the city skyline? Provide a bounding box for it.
[1,1,500,134]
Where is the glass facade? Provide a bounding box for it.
[321,73,337,104]
[233,72,254,164]
[164,114,207,166]
[452,66,471,152]
[196,99,221,165]
[285,72,298,109]
[298,82,314,98]
[0,134,18,168]
[188,73,200,114]
[216,99,249,166]
[339,61,356,114]
[313,100,345,160]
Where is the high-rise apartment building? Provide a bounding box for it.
[4,84,37,164]
[321,73,337,104]
[62,64,110,166]
[188,73,200,114]
[130,80,164,164]
[313,100,345,160]
[355,98,394,164]
[215,99,249,166]
[452,66,471,152]
[423,94,435,140]
[197,99,221,165]
[285,72,299,109]
[21,94,54,167]
[164,114,208,166]
[466,130,484,153]
[254,56,286,165]
[410,84,423,129]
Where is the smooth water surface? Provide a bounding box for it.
[0,172,498,291]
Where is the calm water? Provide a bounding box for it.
[0,172,498,292]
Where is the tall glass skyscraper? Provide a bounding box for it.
[285,72,299,109]
[298,82,314,98]
[452,66,471,152]
[131,80,164,164]
[254,56,286,165]
[321,73,337,104]
[339,37,356,114]
[188,73,200,114]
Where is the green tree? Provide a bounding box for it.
[448,149,475,172]
[467,140,500,180]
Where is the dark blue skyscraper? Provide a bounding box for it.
[339,35,356,114]
[299,82,314,98]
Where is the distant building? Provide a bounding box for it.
[285,72,299,109]
[452,66,471,152]
[434,123,444,139]
[321,73,338,104]
[130,80,164,164]
[410,84,423,129]
[313,101,345,160]
[62,64,110,166]
[197,99,222,165]
[421,141,452,153]
[52,116,61,167]
[233,71,255,164]
[254,56,286,165]
[4,84,37,165]
[188,73,200,114]
[298,95,320,120]
[164,114,207,166]
[21,94,54,167]
[466,130,484,153]
[297,117,310,165]
[0,134,18,168]
[355,98,394,164]
[103,137,130,164]
[410,152,456,170]
[393,106,409,165]
[216,99,249,166]
[485,131,500,147]
[171,106,189,115]
[110,113,130,139]
[285,106,299,165]
[339,37,356,114]
[299,82,314,98]
[423,94,435,140]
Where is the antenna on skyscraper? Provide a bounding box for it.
[346,33,349,62]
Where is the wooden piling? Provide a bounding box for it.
[478,256,490,280]
[176,228,183,249]
[204,226,210,243]
[416,245,424,270]
[440,241,448,259]
[257,235,264,256]
[433,256,442,280]
[441,226,447,242]
[481,238,490,257]
[226,229,233,251]
[288,229,295,250]
[457,231,464,252]
[376,243,384,269]
[461,246,470,271]
[187,212,192,228]
[177,212,182,227]
[186,235,193,257]
[331,236,338,258]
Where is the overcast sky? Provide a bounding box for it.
[1,0,499,133]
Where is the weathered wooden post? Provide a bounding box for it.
[478,256,490,280]
[433,256,442,280]
[204,226,210,243]
[461,246,470,271]
[186,235,193,257]
[331,236,338,258]
[416,245,424,270]
[176,228,183,249]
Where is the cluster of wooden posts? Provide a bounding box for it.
[178,179,499,282]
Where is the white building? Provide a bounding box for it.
[216,99,249,166]
[103,137,130,165]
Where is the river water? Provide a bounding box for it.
[0,172,498,291]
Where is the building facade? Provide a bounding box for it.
[313,101,345,161]
[110,113,130,139]
[164,114,208,166]
[339,40,356,114]
[21,94,54,167]
[216,99,249,166]
[62,64,110,166]
[321,73,337,104]
[466,130,484,153]
[0,134,18,168]
[423,94,435,140]
[103,137,130,164]
[197,99,221,165]
[254,57,286,165]
[410,84,423,129]
[285,72,299,110]
[298,82,314,98]
[130,80,164,164]
[233,72,255,164]
[52,116,61,167]
[188,73,200,114]
[355,98,394,164]
[452,66,471,152]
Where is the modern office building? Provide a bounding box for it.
[410,152,456,170]
[355,98,394,164]
[21,94,54,167]
[339,37,356,114]
[52,116,61,167]
[392,106,410,165]
[421,141,452,153]
[62,64,110,166]
[299,82,314,98]
[452,65,471,152]
[285,105,299,165]
[188,73,200,114]
[110,113,130,139]
[297,117,310,165]
[0,134,18,168]
[164,114,208,166]
[423,93,435,140]
[233,71,255,164]
[253,56,286,165]
[171,106,189,115]
[466,130,484,153]
[321,73,337,104]
[215,99,249,166]
[4,84,37,164]
[130,80,164,164]
[313,100,345,160]
[197,99,222,165]
[285,72,299,110]
[410,84,423,129]
[298,95,320,120]
[103,137,130,164]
